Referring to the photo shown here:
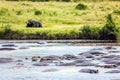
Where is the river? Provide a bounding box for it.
[0,42,120,80]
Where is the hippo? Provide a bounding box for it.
[33,62,49,66]
[105,70,120,73]
[26,20,42,27]
[0,58,13,63]
[42,68,58,72]
[79,68,99,74]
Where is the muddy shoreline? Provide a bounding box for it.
[0,40,119,46]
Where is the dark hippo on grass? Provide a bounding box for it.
[0,58,13,63]
[26,20,42,27]
[79,68,99,74]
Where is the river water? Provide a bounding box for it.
[0,42,120,80]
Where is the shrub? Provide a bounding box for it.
[81,25,91,39]
[113,10,120,15]
[75,3,87,10]
[99,14,118,40]
[34,10,42,15]
[80,25,101,40]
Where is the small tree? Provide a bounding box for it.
[99,14,118,40]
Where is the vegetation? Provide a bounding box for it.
[0,1,120,41]
[75,3,87,10]
[99,14,118,40]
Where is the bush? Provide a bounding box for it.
[75,3,87,10]
[113,10,120,15]
[81,25,91,39]
[80,25,101,40]
[99,14,118,40]
[34,10,42,15]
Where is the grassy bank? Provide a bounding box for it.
[0,1,120,40]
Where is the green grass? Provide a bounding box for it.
[0,1,120,28]
[0,1,120,40]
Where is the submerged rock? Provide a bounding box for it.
[79,68,99,74]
